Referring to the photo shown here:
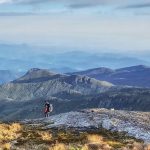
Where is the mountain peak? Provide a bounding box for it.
[117,65,150,72]
[27,68,42,72]
[135,65,150,69]
[13,68,58,83]
[26,68,56,75]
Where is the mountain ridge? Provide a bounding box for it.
[0,68,114,101]
[69,65,150,87]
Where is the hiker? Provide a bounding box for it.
[44,101,53,117]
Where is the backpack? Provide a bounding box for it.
[50,104,53,112]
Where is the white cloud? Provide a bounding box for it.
[0,0,149,8]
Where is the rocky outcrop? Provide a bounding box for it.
[24,109,150,143]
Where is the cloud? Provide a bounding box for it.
[69,3,96,9]
[0,0,150,15]
[14,0,49,4]
[0,0,134,11]
[120,3,150,9]
[0,0,132,6]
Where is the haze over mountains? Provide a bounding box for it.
[0,43,149,73]
[0,43,150,85]
[0,70,24,84]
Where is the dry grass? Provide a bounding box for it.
[0,123,145,150]
[106,140,124,149]
[83,133,125,150]
[86,134,103,143]
[0,123,22,150]
[0,143,11,150]
[49,143,67,150]
[37,131,52,141]
[0,123,21,141]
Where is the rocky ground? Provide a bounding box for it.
[24,108,150,143]
[0,108,150,150]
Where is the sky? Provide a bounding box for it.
[0,0,150,54]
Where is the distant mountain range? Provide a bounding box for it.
[0,43,149,73]
[69,65,150,88]
[0,68,150,121]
